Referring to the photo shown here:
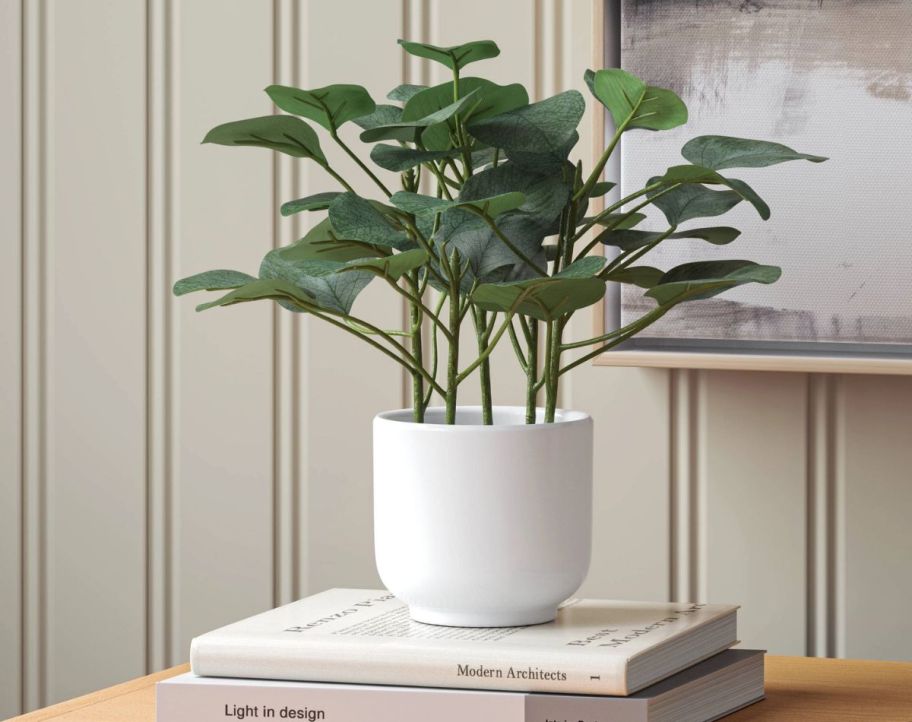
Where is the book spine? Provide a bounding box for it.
[190,640,629,696]
[156,681,645,722]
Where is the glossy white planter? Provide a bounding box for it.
[373,406,593,627]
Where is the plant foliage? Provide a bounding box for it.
[176,39,826,424]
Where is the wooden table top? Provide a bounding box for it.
[7,655,912,721]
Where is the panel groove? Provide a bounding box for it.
[829,376,846,659]
[669,369,703,603]
[273,0,300,607]
[21,0,48,709]
[146,0,176,673]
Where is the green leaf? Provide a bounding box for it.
[353,104,403,131]
[387,84,426,103]
[588,212,647,230]
[653,165,771,220]
[359,89,481,143]
[342,248,428,280]
[260,250,373,314]
[398,39,500,71]
[284,217,384,263]
[173,269,256,296]
[390,190,525,217]
[589,68,687,131]
[472,276,606,322]
[556,256,607,278]
[266,84,375,132]
[369,144,461,172]
[646,260,782,306]
[648,183,743,226]
[599,225,741,251]
[328,193,412,249]
[403,78,529,150]
[682,135,828,170]
[468,91,585,172]
[604,266,664,289]
[203,115,326,162]
[195,278,314,312]
[588,181,616,197]
[280,192,342,216]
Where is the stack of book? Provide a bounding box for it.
[157,588,763,722]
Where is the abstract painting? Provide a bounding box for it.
[616,0,912,354]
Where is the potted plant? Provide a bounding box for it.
[175,39,825,626]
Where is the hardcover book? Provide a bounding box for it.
[190,589,739,696]
[161,649,764,722]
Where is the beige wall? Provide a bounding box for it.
[3,0,911,716]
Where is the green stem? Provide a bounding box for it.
[560,306,670,375]
[572,114,632,203]
[525,319,539,424]
[445,279,460,424]
[472,307,493,425]
[331,132,392,197]
[408,272,424,423]
[320,163,356,194]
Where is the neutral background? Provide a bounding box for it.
[2,0,911,717]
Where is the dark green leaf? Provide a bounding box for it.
[653,165,771,220]
[604,266,664,289]
[556,256,607,278]
[342,248,428,280]
[647,182,742,226]
[369,144,461,172]
[260,251,373,314]
[588,212,647,229]
[196,278,314,312]
[472,276,606,322]
[266,84,375,132]
[390,190,525,217]
[203,115,326,162]
[283,217,384,263]
[353,104,403,131]
[468,91,585,171]
[588,181,616,197]
[682,135,828,170]
[387,84,426,102]
[359,89,481,143]
[404,78,529,150]
[398,39,500,71]
[646,260,781,306]
[328,193,412,250]
[589,68,687,131]
[280,192,342,216]
[173,269,256,296]
[599,225,741,251]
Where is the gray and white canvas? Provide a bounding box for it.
[618,0,912,348]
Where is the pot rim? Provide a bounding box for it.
[375,405,591,430]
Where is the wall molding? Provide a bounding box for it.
[21,0,49,709]
[806,374,845,657]
[272,0,301,609]
[669,369,707,603]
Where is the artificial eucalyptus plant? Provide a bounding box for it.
[175,39,825,424]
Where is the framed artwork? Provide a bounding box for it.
[593,0,912,374]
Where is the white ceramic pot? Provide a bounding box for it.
[373,406,593,627]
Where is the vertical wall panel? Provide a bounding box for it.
[1,0,22,716]
[297,0,403,594]
[841,376,912,661]
[702,372,808,654]
[43,0,148,704]
[171,0,276,663]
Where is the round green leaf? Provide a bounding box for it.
[588,68,687,131]
[682,135,828,170]
[173,269,256,296]
[203,115,326,163]
[266,84,376,132]
[397,39,500,71]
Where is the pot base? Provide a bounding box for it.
[409,604,557,628]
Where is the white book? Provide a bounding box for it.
[161,649,764,722]
[190,589,738,696]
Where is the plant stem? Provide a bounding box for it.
[525,319,538,424]
[445,278,460,424]
[320,163,356,194]
[472,307,493,425]
[543,319,564,423]
[331,132,393,197]
[408,272,425,422]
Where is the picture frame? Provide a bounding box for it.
[590,0,912,375]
